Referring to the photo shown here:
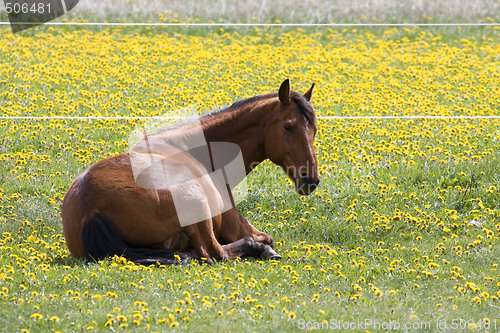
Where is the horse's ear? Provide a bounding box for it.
[278,79,290,104]
[304,83,315,102]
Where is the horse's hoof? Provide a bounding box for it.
[260,246,282,260]
[267,253,282,260]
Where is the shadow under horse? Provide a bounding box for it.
[61,79,320,265]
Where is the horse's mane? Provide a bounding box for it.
[204,92,316,124]
[203,93,276,118]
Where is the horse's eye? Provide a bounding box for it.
[284,124,293,132]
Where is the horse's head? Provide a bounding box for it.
[264,79,320,195]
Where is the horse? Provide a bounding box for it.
[61,79,320,265]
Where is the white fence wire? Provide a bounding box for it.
[0,116,499,120]
[1,22,499,27]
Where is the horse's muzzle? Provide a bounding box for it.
[296,176,320,195]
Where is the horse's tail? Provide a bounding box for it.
[81,212,190,265]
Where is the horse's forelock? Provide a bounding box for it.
[290,92,316,125]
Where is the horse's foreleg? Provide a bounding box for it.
[183,218,226,264]
[219,208,275,247]
[222,237,281,260]
[249,224,275,248]
[183,217,280,263]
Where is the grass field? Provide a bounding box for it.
[1,3,500,332]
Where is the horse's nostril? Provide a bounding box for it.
[303,175,319,185]
[308,178,320,191]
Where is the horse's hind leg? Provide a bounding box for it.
[133,250,196,266]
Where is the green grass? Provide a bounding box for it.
[1,118,500,331]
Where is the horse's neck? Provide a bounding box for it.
[200,102,271,175]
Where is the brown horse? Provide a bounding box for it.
[61,79,319,265]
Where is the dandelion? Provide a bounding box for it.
[116,315,127,322]
[470,296,482,304]
[30,313,43,320]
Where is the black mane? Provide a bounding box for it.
[204,93,276,118]
[205,91,315,124]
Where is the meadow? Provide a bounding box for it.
[1,6,500,332]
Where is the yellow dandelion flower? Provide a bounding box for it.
[30,313,43,320]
